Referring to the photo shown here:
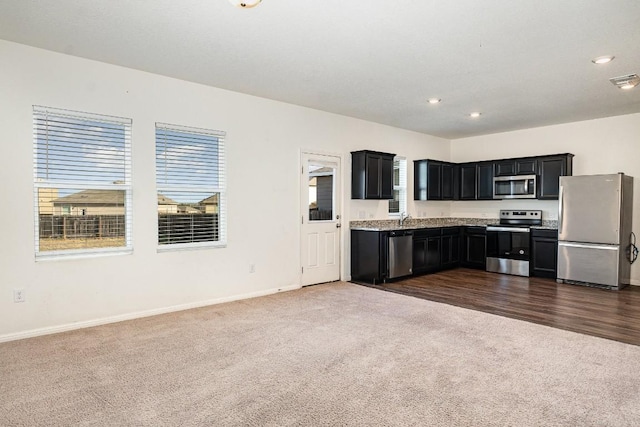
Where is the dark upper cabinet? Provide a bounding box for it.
[530,228,558,278]
[495,158,537,176]
[538,154,574,200]
[414,159,455,200]
[459,162,493,200]
[477,162,494,200]
[351,150,395,199]
[459,163,478,200]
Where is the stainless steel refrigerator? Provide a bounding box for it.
[557,173,634,289]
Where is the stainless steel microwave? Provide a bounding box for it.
[493,174,537,199]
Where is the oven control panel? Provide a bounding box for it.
[499,210,542,226]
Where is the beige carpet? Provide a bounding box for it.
[1,282,640,426]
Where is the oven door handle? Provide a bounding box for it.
[486,226,530,233]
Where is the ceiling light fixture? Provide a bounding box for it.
[592,55,615,65]
[228,0,262,8]
[609,74,640,90]
[427,98,442,104]
[469,112,481,118]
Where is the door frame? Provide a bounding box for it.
[300,149,344,286]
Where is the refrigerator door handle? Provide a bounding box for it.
[558,185,564,234]
[558,241,619,250]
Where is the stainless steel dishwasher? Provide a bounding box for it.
[388,230,413,279]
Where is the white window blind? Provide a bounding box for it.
[389,157,407,216]
[155,123,226,248]
[33,106,132,258]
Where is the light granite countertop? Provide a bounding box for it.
[350,217,558,231]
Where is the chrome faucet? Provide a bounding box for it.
[399,211,411,226]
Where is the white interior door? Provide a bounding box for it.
[301,152,341,286]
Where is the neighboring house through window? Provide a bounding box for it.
[33,106,132,257]
[389,156,407,216]
[155,123,226,248]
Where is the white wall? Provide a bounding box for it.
[451,113,640,283]
[0,40,449,340]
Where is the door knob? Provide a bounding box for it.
[336,223,342,228]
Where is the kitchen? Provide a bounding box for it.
[350,149,637,289]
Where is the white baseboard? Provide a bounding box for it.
[0,284,301,344]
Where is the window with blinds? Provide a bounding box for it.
[33,106,132,258]
[155,123,226,248]
[389,157,407,216]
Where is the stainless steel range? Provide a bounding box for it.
[486,210,542,277]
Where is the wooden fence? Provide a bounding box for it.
[39,214,125,239]
[39,214,220,244]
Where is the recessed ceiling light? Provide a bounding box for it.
[469,112,481,118]
[427,98,442,104]
[609,74,640,90]
[592,55,615,65]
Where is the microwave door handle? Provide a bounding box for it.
[524,179,529,194]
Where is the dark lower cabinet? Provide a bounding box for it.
[413,227,460,274]
[531,229,558,278]
[441,227,461,269]
[413,228,441,274]
[461,226,487,269]
[351,229,388,284]
[352,226,481,283]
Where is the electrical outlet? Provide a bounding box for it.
[13,289,25,303]
[249,263,256,274]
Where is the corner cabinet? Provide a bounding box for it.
[414,159,456,200]
[351,150,395,199]
[538,154,574,199]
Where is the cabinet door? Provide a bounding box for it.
[441,234,461,268]
[441,163,455,200]
[459,164,477,200]
[426,237,441,271]
[412,237,428,273]
[427,162,442,200]
[531,237,558,278]
[495,160,516,176]
[477,163,494,200]
[414,160,428,200]
[380,155,394,199]
[538,156,567,199]
[516,158,537,175]
[365,153,382,199]
[462,229,486,269]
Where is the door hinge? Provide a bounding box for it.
[301,166,304,174]
[301,267,304,274]
[302,216,304,224]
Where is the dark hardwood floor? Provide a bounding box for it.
[353,268,640,346]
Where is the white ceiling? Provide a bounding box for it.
[1,0,639,139]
